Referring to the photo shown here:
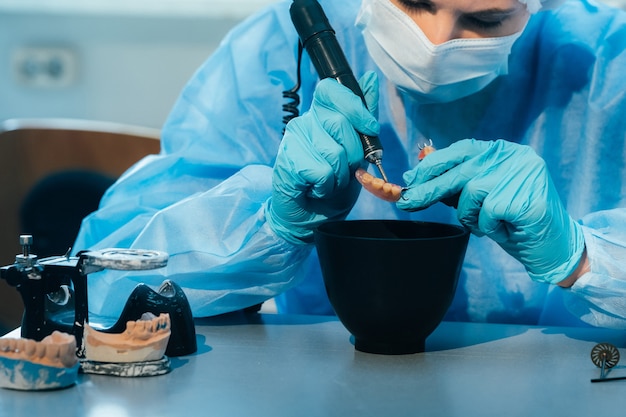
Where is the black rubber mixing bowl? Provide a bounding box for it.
[314,220,469,355]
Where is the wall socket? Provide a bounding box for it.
[12,46,78,88]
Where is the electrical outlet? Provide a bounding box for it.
[12,46,78,88]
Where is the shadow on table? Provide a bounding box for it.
[169,355,192,370]
[195,311,624,354]
[428,322,626,352]
[425,321,531,352]
[194,310,339,327]
[195,313,542,352]
[541,326,626,348]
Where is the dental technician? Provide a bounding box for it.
[74,0,626,327]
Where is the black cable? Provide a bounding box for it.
[282,42,303,134]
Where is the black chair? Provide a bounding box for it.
[19,169,116,257]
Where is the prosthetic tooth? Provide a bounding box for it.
[35,341,47,358]
[126,319,146,340]
[141,312,156,321]
[46,343,60,360]
[47,331,65,344]
[58,343,71,359]
[0,340,11,353]
[58,343,78,368]
[7,339,16,352]
[140,322,151,339]
[23,339,37,357]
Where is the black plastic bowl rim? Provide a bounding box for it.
[314,219,469,242]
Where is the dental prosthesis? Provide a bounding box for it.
[356,140,435,202]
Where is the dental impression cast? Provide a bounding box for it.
[0,331,79,390]
[84,312,171,364]
[81,312,172,377]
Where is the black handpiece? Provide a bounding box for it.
[289,0,388,182]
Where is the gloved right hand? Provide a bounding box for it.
[267,71,379,245]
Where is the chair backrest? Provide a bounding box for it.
[0,118,161,332]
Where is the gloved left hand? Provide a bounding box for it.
[268,72,379,245]
[397,139,585,285]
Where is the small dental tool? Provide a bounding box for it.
[290,0,388,182]
[590,342,625,383]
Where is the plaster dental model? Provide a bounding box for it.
[0,331,79,390]
[81,312,172,377]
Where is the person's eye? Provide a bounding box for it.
[396,0,435,13]
[462,15,504,31]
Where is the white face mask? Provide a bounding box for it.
[355,0,526,103]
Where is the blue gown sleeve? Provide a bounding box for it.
[564,210,626,328]
[73,1,314,318]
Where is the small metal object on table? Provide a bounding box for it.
[590,342,626,383]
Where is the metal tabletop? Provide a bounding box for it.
[2,312,626,417]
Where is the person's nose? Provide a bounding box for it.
[417,14,461,45]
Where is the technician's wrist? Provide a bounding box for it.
[266,202,313,246]
[557,248,590,288]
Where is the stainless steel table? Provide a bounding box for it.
[2,312,626,417]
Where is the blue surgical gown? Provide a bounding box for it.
[74,0,626,328]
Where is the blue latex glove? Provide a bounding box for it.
[268,71,379,244]
[397,139,586,284]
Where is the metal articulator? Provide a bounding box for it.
[0,235,197,362]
